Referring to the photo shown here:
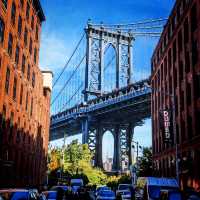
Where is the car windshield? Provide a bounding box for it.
[47,192,57,199]
[97,187,110,191]
[3,191,29,200]
[72,183,82,186]
[148,186,161,199]
[119,185,129,190]
[99,191,114,197]
[169,192,182,200]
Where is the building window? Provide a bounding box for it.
[18,16,22,36]
[0,17,5,43]
[8,33,13,57]
[15,45,19,65]
[27,64,30,80]
[192,40,198,66]
[2,105,6,129]
[184,18,189,44]
[5,67,10,94]
[31,16,34,30]
[173,40,177,63]
[194,74,200,99]
[11,2,16,25]
[20,0,24,8]
[9,112,14,141]
[185,51,190,73]
[22,55,26,73]
[2,0,7,9]
[20,84,23,105]
[187,83,191,105]
[30,97,33,116]
[34,48,37,64]
[179,61,183,82]
[191,3,197,32]
[178,30,182,52]
[25,91,28,111]
[36,26,39,40]
[13,77,17,101]
[24,27,28,46]
[29,38,32,55]
[32,72,35,88]
[26,3,30,20]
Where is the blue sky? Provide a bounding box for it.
[39,0,175,160]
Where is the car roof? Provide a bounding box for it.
[0,189,29,192]
[141,177,179,187]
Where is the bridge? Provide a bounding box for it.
[50,19,166,171]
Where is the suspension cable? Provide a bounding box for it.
[91,18,167,27]
[52,32,85,89]
[51,54,86,106]
[59,82,84,112]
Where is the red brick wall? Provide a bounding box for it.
[0,0,50,187]
[151,0,200,191]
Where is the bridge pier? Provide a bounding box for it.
[113,125,120,171]
[81,117,89,144]
[95,125,103,168]
[127,123,134,167]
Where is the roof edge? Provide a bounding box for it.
[33,0,45,22]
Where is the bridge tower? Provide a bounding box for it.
[84,20,133,101]
[82,21,135,171]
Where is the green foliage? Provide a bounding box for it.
[118,174,131,184]
[137,147,152,176]
[48,140,107,186]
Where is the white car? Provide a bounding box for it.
[116,184,132,200]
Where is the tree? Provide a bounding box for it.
[137,147,152,177]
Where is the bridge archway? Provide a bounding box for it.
[102,130,114,171]
[103,44,117,92]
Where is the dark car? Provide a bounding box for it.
[0,189,38,200]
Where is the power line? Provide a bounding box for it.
[52,32,85,89]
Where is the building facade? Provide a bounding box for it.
[151,0,200,190]
[0,0,52,187]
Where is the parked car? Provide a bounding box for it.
[70,179,84,193]
[116,184,133,200]
[96,186,111,196]
[42,191,57,200]
[0,189,38,200]
[97,190,116,200]
[136,177,180,200]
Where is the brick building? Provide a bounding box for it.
[151,0,200,190]
[0,0,52,187]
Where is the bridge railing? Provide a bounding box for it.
[51,80,151,125]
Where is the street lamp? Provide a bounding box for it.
[131,141,142,165]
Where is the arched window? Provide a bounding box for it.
[8,33,13,56]
[0,17,5,43]
[11,2,16,25]
[2,0,8,9]
[18,16,22,36]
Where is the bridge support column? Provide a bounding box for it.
[127,123,134,167]
[95,126,103,168]
[113,125,120,172]
[81,118,89,144]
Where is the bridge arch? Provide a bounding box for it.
[103,43,117,92]
[102,129,114,171]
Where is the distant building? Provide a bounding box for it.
[103,157,113,171]
[0,0,52,187]
[151,0,200,190]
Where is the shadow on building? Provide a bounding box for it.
[0,113,47,188]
